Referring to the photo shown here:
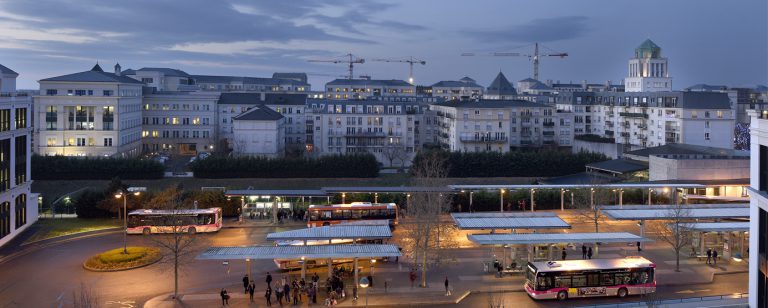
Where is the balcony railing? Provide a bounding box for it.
[459,136,508,143]
[619,112,648,119]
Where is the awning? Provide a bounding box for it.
[226,189,327,197]
[468,232,652,245]
[682,222,750,232]
[197,244,401,260]
[266,225,392,241]
[602,206,749,220]
[451,212,571,230]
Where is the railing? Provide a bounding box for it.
[543,122,555,127]
[573,293,748,308]
[620,112,648,118]
[459,136,508,143]
[0,92,28,97]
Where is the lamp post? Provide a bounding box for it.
[115,187,144,254]
[342,193,346,204]
[359,277,370,308]
[500,189,505,212]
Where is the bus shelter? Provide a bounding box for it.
[600,204,749,250]
[681,222,750,261]
[225,189,327,222]
[451,212,571,232]
[468,232,652,265]
[197,244,401,286]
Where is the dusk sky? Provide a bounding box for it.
[1,0,766,90]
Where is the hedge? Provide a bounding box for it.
[412,150,607,178]
[32,155,164,180]
[190,154,379,178]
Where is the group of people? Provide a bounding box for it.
[706,248,720,265]
[581,244,594,260]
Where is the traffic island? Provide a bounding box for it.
[83,246,162,272]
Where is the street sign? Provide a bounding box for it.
[359,277,369,288]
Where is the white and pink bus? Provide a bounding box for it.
[525,256,656,301]
[127,208,222,235]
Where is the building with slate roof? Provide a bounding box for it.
[122,67,196,92]
[231,105,285,157]
[484,72,517,99]
[34,63,143,157]
[430,99,573,151]
[0,64,37,248]
[430,77,483,100]
[194,74,310,93]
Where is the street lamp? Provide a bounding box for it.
[500,189,505,212]
[359,277,370,308]
[115,187,145,254]
[342,193,346,204]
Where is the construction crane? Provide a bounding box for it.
[462,43,567,81]
[307,53,365,80]
[370,56,426,84]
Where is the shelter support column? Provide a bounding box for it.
[301,259,306,280]
[530,189,535,212]
[619,189,624,208]
[527,244,534,262]
[639,220,645,250]
[700,232,706,256]
[240,198,245,222]
[740,231,745,258]
[560,189,565,211]
[246,258,252,282]
[354,257,359,287]
[590,188,595,210]
[272,197,278,224]
[327,259,333,278]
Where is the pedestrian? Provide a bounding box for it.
[409,270,417,288]
[249,281,255,302]
[713,249,719,265]
[637,241,642,252]
[309,284,316,304]
[275,283,283,306]
[220,288,229,306]
[368,275,373,288]
[587,246,593,259]
[352,286,358,301]
[706,248,712,264]
[283,282,290,304]
[444,276,451,296]
[582,244,587,259]
[292,286,299,305]
[562,249,567,260]
[243,274,250,293]
[266,272,273,287]
[265,287,273,306]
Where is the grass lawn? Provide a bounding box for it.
[24,218,120,244]
[83,246,162,271]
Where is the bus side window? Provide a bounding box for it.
[309,211,318,220]
[536,275,552,290]
[615,273,630,285]
[554,276,571,288]
[351,210,362,219]
[360,210,370,218]
[600,273,614,286]
[322,211,332,219]
[587,274,600,287]
[571,275,587,287]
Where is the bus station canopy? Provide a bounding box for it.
[322,186,454,193]
[266,225,392,241]
[225,189,327,197]
[451,212,571,230]
[449,183,706,190]
[468,232,652,245]
[601,204,749,220]
[197,244,401,260]
[681,222,750,232]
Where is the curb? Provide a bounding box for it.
[21,227,121,246]
[0,229,122,266]
[83,255,162,272]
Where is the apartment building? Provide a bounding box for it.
[749,109,768,307]
[194,75,309,93]
[0,64,37,247]
[624,39,672,92]
[308,97,432,166]
[123,67,197,92]
[141,91,218,155]
[557,90,735,149]
[430,77,483,100]
[484,72,517,100]
[430,99,573,152]
[232,106,284,157]
[34,64,143,157]
[325,79,415,100]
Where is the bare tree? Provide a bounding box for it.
[398,151,451,287]
[486,291,505,308]
[71,282,99,308]
[651,203,693,272]
[382,141,407,168]
[232,138,247,156]
[148,186,205,299]
[573,184,611,256]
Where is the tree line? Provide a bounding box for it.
[411,150,607,178]
[32,155,164,180]
[189,154,380,178]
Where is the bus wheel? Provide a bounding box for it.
[142,228,151,235]
[188,227,196,235]
[617,288,628,298]
[557,291,567,301]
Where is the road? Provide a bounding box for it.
[454,272,748,308]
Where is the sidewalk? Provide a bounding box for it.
[224,218,306,229]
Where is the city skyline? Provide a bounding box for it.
[0,0,766,90]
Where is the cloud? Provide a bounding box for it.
[467,16,591,43]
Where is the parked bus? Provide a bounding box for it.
[525,256,656,300]
[127,208,223,235]
[307,202,398,228]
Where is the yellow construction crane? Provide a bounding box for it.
[462,43,567,81]
[370,56,426,84]
[307,53,365,80]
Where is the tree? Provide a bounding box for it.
[398,150,452,287]
[573,184,611,257]
[382,142,407,168]
[651,203,693,272]
[148,187,205,299]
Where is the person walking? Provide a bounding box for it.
[275,283,283,306]
[409,269,417,288]
[444,276,451,296]
[248,281,255,303]
[266,272,273,287]
[713,249,719,265]
[292,286,299,305]
[587,246,593,259]
[582,244,587,259]
[265,287,273,306]
[283,281,291,304]
[243,274,250,293]
[706,248,712,264]
[220,288,229,306]
[562,249,567,260]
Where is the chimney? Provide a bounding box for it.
[114,63,121,76]
[582,80,588,89]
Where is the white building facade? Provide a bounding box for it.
[624,39,672,92]
[34,64,143,157]
[141,91,218,155]
[231,106,285,157]
[0,64,37,247]
[749,110,768,307]
[325,79,415,100]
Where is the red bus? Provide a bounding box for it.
[307,202,398,228]
[525,257,656,300]
[127,208,222,235]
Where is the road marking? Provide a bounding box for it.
[105,300,136,307]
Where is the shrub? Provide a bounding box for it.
[412,149,607,178]
[98,247,147,263]
[190,154,379,178]
[74,189,110,218]
[83,246,161,271]
[32,155,164,180]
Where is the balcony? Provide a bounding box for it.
[345,131,387,137]
[542,131,555,136]
[459,136,508,143]
[542,122,555,127]
[604,130,614,136]
[619,112,648,119]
